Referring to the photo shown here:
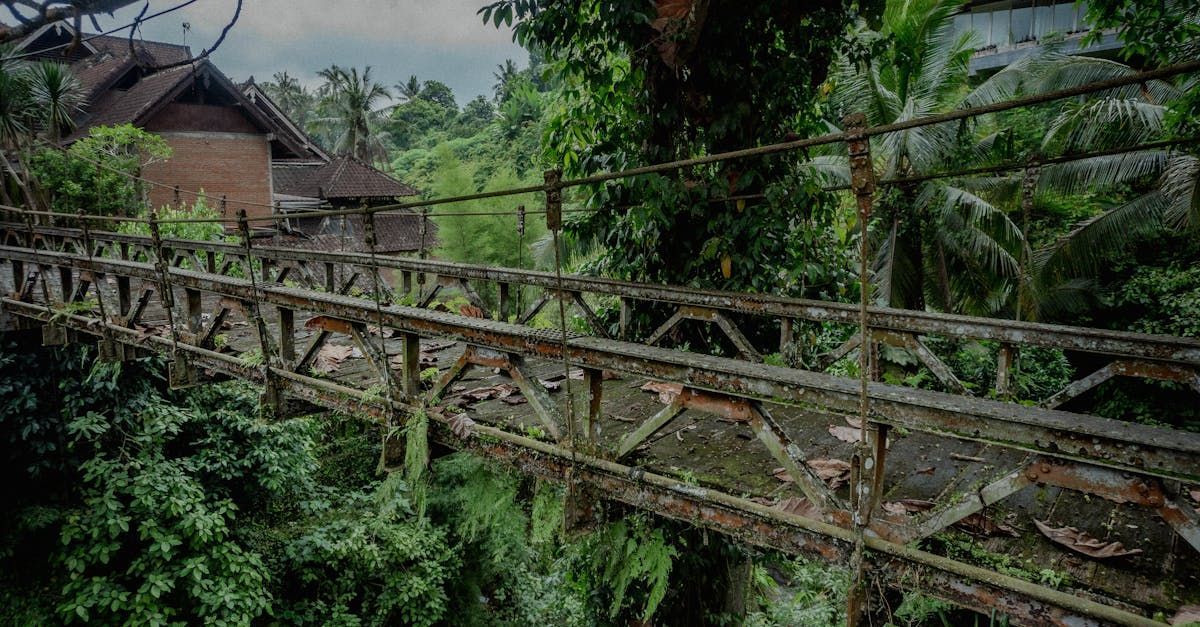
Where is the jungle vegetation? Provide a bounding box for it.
[1,0,1198,624]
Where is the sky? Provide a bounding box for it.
[85,0,527,105]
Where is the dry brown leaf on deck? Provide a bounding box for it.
[366,325,395,338]
[1189,488,1200,504]
[461,383,520,403]
[311,344,354,374]
[916,466,936,475]
[459,304,487,319]
[501,395,527,406]
[956,513,1019,538]
[1170,605,1200,626]
[1034,520,1143,559]
[882,499,934,517]
[771,458,851,490]
[774,497,819,518]
[448,413,476,439]
[641,381,683,404]
[827,425,861,444]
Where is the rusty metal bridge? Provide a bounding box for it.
[3,61,1200,626]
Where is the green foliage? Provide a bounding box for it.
[746,555,848,627]
[483,0,867,301]
[577,514,678,622]
[118,194,228,244]
[428,146,546,274]
[27,124,171,217]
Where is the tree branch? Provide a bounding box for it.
[0,0,142,43]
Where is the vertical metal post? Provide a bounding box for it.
[278,306,295,367]
[619,297,631,341]
[844,113,882,625]
[499,282,512,321]
[237,208,281,415]
[400,331,421,400]
[185,288,202,335]
[779,318,794,353]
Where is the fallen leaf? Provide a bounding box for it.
[828,425,861,444]
[448,413,476,439]
[950,452,987,463]
[460,383,520,403]
[540,379,562,391]
[311,344,354,374]
[501,395,527,406]
[1170,605,1200,626]
[459,304,487,318]
[1189,488,1199,504]
[774,497,818,518]
[771,458,851,490]
[1034,520,1142,559]
[809,458,852,489]
[957,513,1020,538]
[366,325,395,338]
[916,466,936,475]
[882,499,934,517]
[641,381,683,404]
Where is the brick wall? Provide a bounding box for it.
[142,132,273,220]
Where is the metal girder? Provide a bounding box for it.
[10,223,1200,366]
[0,295,1168,627]
[2,245,1197,482]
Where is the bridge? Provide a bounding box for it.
[3,62,1200,626]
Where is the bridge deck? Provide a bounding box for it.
[9,272,1194,613]
[2,226,1198,625]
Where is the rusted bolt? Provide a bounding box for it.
[1040,463,1051,474]
[1025,468,1039,481]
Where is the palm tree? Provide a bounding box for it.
[1013,52,1199,319]
[396,75,421,103]
[811,0,1026,316]
[315,65,392,162]
[492,59,519,102]
[0,47,84,208]
[262,70,312,126]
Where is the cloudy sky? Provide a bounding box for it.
[87,0,526,104]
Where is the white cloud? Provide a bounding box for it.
[91,0,525,101]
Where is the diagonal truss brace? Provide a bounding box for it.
[429,345,563,441]
[615,384,843,516]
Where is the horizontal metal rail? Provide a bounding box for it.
[3,243,1197,483]
[10,223,1200,366]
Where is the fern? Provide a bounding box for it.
[587,515,678,622]
[404,409,430,519]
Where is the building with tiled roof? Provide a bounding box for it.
[18,22,432,255]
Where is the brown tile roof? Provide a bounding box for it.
[66,63,196,140]
[87,34,192,66]
[272,156,419,200]
[270,209,438,254]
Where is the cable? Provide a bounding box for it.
[5,0,204,62]
[14,58,1200,228]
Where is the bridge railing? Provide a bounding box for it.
[7,222,1199,410]
[3,58,1200,626]
[1,229,1197,626]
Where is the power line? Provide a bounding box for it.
[5,0,204,62]
[11,58,1199,226]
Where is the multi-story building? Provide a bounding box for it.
[954,0,1122,73]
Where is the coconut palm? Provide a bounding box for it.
[492,59,519,102]
[262,70,312,127]
[396,75,422,103]
[315,65,392,162]
[0,48,84,207]
[1013,52,1200,319]
[810,0,1027,316]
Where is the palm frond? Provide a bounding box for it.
[1033,53,1181,103]
[1160,154,1200,233]
[1038,150,1168,196]
[1035,191,1167,280]
[1043,98,1166,152]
